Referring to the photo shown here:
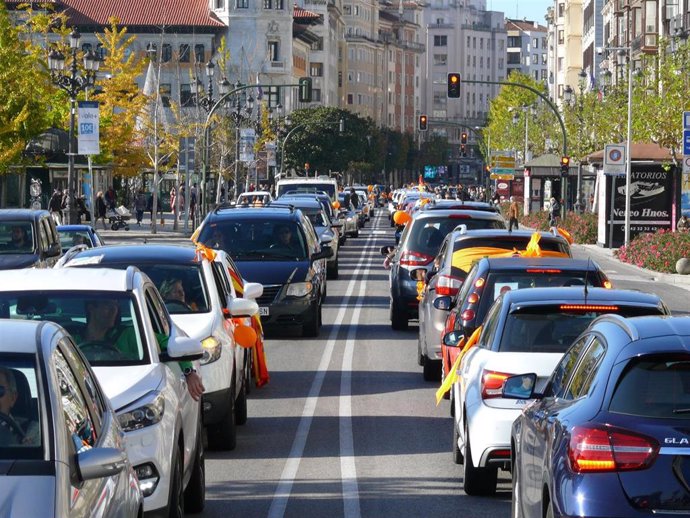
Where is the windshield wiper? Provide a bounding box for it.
[672,408,690,414]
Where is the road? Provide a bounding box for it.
[105,214,690,518]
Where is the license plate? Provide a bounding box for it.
[259,307,270,316]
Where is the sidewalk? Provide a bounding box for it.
[96,212,196,240]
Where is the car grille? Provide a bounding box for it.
[258,285,282,305]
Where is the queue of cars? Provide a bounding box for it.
[383,191,690,515]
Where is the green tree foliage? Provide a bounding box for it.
[0,3,52,172]
[414,134,449,170]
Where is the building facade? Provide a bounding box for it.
[505,19,549,85]
[547,0,583,103]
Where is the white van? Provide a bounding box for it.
[276,176,339,201]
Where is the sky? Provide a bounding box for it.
[487,0,552,24]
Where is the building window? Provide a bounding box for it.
[96,43,106,60]
[179,44,190,62]
[557,57,563,71]
[558,30,564,44]
[557,84,564,98]
[558,2,564,17]
[161,44,172,62]
[507,36,521,47]
[264,0,272,7]
[275,0,284,8]
[338,71,342,87]
[433,54,447,65]
[194,44,205,63]
[343,4,351,14]
[147,43,158,61]
[347,93,353,104]
[542,53,547,65]
[508,53,520,64]
[159,84,171,107]
[310,62,323,76]
[180,83,194,107]
[81,43,92,53]
[433,35,447,46]
[268,41,279,61]
[357,93,362,104]
[236,0,248,7]
[215,0,224,7]
[533,37,539,49]
[311,38,323,51]
[498,58,504,69]
[479,38,483,49]
[354,5,359,15]
[312,88,322,102]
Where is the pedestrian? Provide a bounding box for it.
[104,187,116,211]
[190,184,197,223]
[491,190,500,206]
[507,196,519,232]
[95,191,107,230]
[48,189,63,225]
[134,190,147,226]
[549,197,561,227]
[678,214,690,233]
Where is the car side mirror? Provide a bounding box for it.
[320,234,333,246]
[77,447,126,481]
[380,245,395,256]
[228,297,259,318]
[311,247,333,261]
[160,334,203,362]
[409,268,427,281]
[331,221,343,228]
[243,281,263,300]
[433,296,452,311]
[46,242,61,258]
[442,330,464,347]
[502,373,538,400]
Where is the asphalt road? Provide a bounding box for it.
[103,214,690,518]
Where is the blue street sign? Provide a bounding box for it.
[684,111,690,130]
[684,130,690,155]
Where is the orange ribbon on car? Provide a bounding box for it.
[435,326,483,405]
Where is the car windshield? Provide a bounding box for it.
[278,183,336,200]
[0,292,148,366]
[609,354,690,418]
[82,263,211,315]
[199,220,308,261]
[0,355,43,460]
[0,222,35,255]
[407,217,504,256]
[498,305,665,353]
[58,230,92,252]
[302,209,329,228]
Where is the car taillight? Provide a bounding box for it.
[467,292,479,304]
[603,277,613,289]
[480,370,512,399]
[436,274,461,296]
[400,250,434,266]
[475,277,485,288]
[449,214,470,219]
[525,269,562,273]
[461,309,475,321]
[560,305,619,311]
[568,426,658,473]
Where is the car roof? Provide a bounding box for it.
[0,267,132,292]
[210,205,298,220]
[413,209,504,220]
[0,209,50,222]
[481,257,597,269]
[238,191,271,197]
[425,200,497,210]
[500,287,663,307]
[67,244,200,265]
[0,318,57,354]
[273,199,322,209]
[599,314,690,342]
[452,229,567,242]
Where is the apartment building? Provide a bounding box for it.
[505,19,549,85]
[547,0,583,103]
[582,0,603,81]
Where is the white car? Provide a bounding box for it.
[235,191,273,206]
[0,267,205,515]
[63,245,259,451]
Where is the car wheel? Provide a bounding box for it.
[390,302,408,331]
[244,350,253,396]
[353,228,359,238]
[111,223,118,231]
[184,422,206,513]
[423,359,441,382]
[166,446,184,518]
[462,422,498,496]
[417,339,424,366]
[452,420,463,465]
[207,391,237,451]
[511,456,522,518]
[235,369,248,426]
[302,304,320,337]
[327,256,339,280]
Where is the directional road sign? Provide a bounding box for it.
[684,130,690,156]
[684,111,690,130]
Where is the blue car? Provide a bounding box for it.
[57,224,105,253]
[506,314,690,518]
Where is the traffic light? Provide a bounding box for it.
[460,132,468,144]
[460,144,467,157]
[447,73,461,98]
[419,114,428,131]
[298,77,312,102]
[560,156,570,176]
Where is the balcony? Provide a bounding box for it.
[428,22,454,29]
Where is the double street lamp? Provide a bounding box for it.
[48,30,100,224]
[510,105,536,166]
[564,69,588,213]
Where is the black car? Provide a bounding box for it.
[0,209,62,269]
[385,209,506,330]
[506,313,689,518]
[197,205,332,337]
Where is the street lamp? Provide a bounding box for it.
[48,30,99,224]
[510,105,535,166]
[279,117,345,179]
[565,70,588,213]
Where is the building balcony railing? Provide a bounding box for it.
[428,22,454,29]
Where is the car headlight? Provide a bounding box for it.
[200,336,222,365]
[118,392,165,432]
[286,281,313,297]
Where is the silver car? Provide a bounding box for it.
[0,319,142,517]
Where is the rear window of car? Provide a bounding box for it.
[609,354,690,418]
[58,231,92,252]
[407,217,504,256]
[497,305,665,353]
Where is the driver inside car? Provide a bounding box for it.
[0,367,38,446]
[75,299,205,401]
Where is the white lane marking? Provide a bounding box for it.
[267,216,382,518]
[340,277,367,518]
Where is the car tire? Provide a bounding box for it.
[417,340,424,366]
[423,358,441,382]
[353,228,359,238]
[303,304,320,337]
[184,423,206,513]
[462,422,498,496]
[244,350,253,396]
[235,369,248,426]
[327,256,339,279]
[390,302,408,331]
[166,446,184,518]
[207,393,237,451]
[452,421,463,465]
[511,457,522,518]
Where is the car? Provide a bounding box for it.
[385,209,507,330]
[0,318,143,517]
[196,204,332,337]
[0,267,206,515]
[235,190,273,206]
[506,313,690,518]
[446,287,670,496]
[278,192,345,246]
[439,256,612,382]
[417,229,572,381]
[420,199,504,218]
[272,198,341,279]
[275,175,339,201]
[337,193,361,237]
[0,209,62,269]
[62,244,260,451]
[56,224,105,253]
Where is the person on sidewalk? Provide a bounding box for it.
[134,191,147,227]
[48,189,63,225]
[678,214,690,233]
[549,197,561,227]
[95,191,107,230]
[507,196,519,232]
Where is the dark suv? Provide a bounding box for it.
[0,209,62,269]
[385,209,506,330]
[197,205,332,337]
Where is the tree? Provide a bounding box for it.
[0,3,52,172]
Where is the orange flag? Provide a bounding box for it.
[435,326,483,405]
